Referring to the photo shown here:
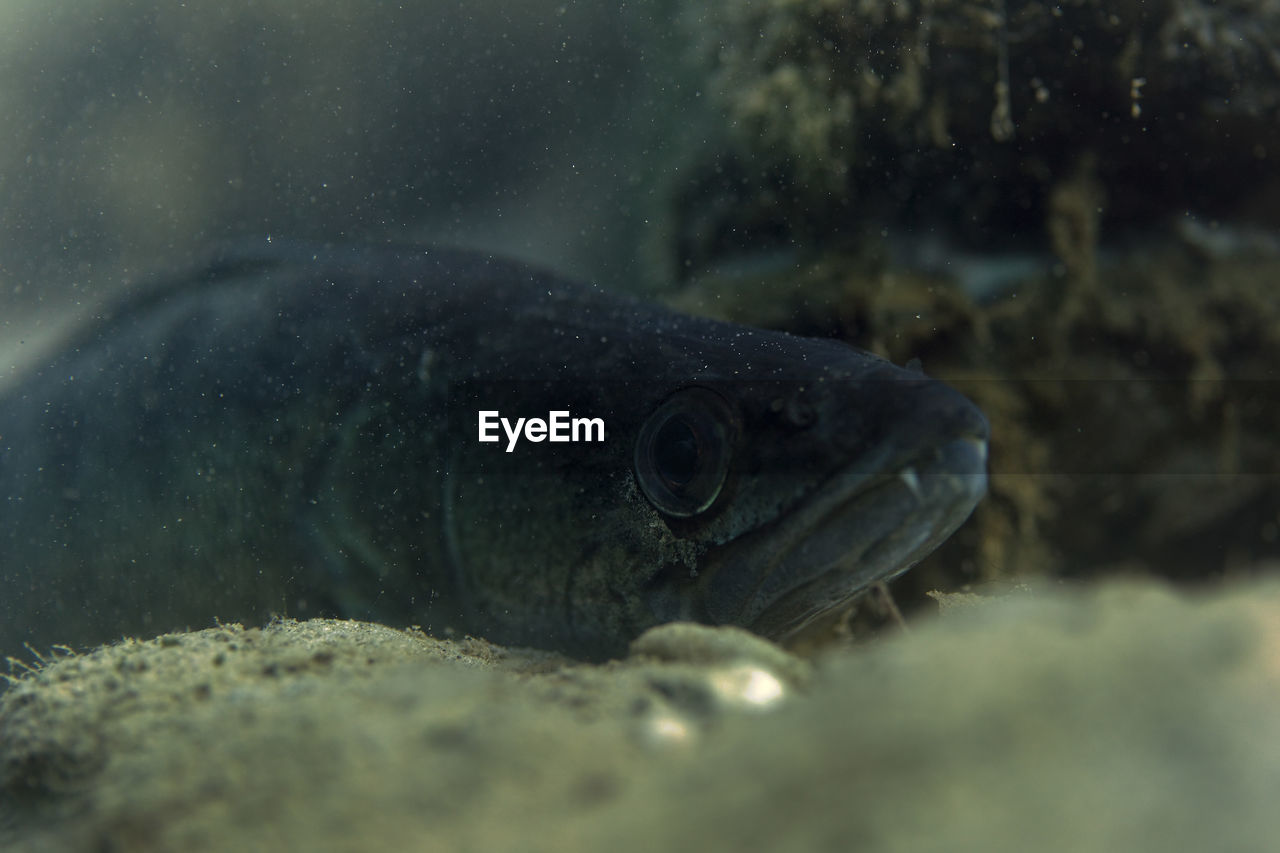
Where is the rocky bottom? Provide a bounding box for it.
[2,576,1277,852]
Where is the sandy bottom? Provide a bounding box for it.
[3,578,1277,852]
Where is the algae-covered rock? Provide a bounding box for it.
[673,0,1280,272]
[4,580,1280,852]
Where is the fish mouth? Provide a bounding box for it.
[701,435,989,639]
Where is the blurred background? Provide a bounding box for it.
[0,1,693,374]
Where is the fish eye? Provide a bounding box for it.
[634,387,737,517]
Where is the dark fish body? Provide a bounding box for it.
[0,244,987,658]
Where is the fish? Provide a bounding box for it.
[0,243,988,659]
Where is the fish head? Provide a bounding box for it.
[628,333,989,643]
[424,275,988,656]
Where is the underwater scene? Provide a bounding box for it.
[1,1,1277,850]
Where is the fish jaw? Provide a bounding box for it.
[742,436,987,639]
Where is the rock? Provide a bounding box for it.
[3,578,1278,851]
